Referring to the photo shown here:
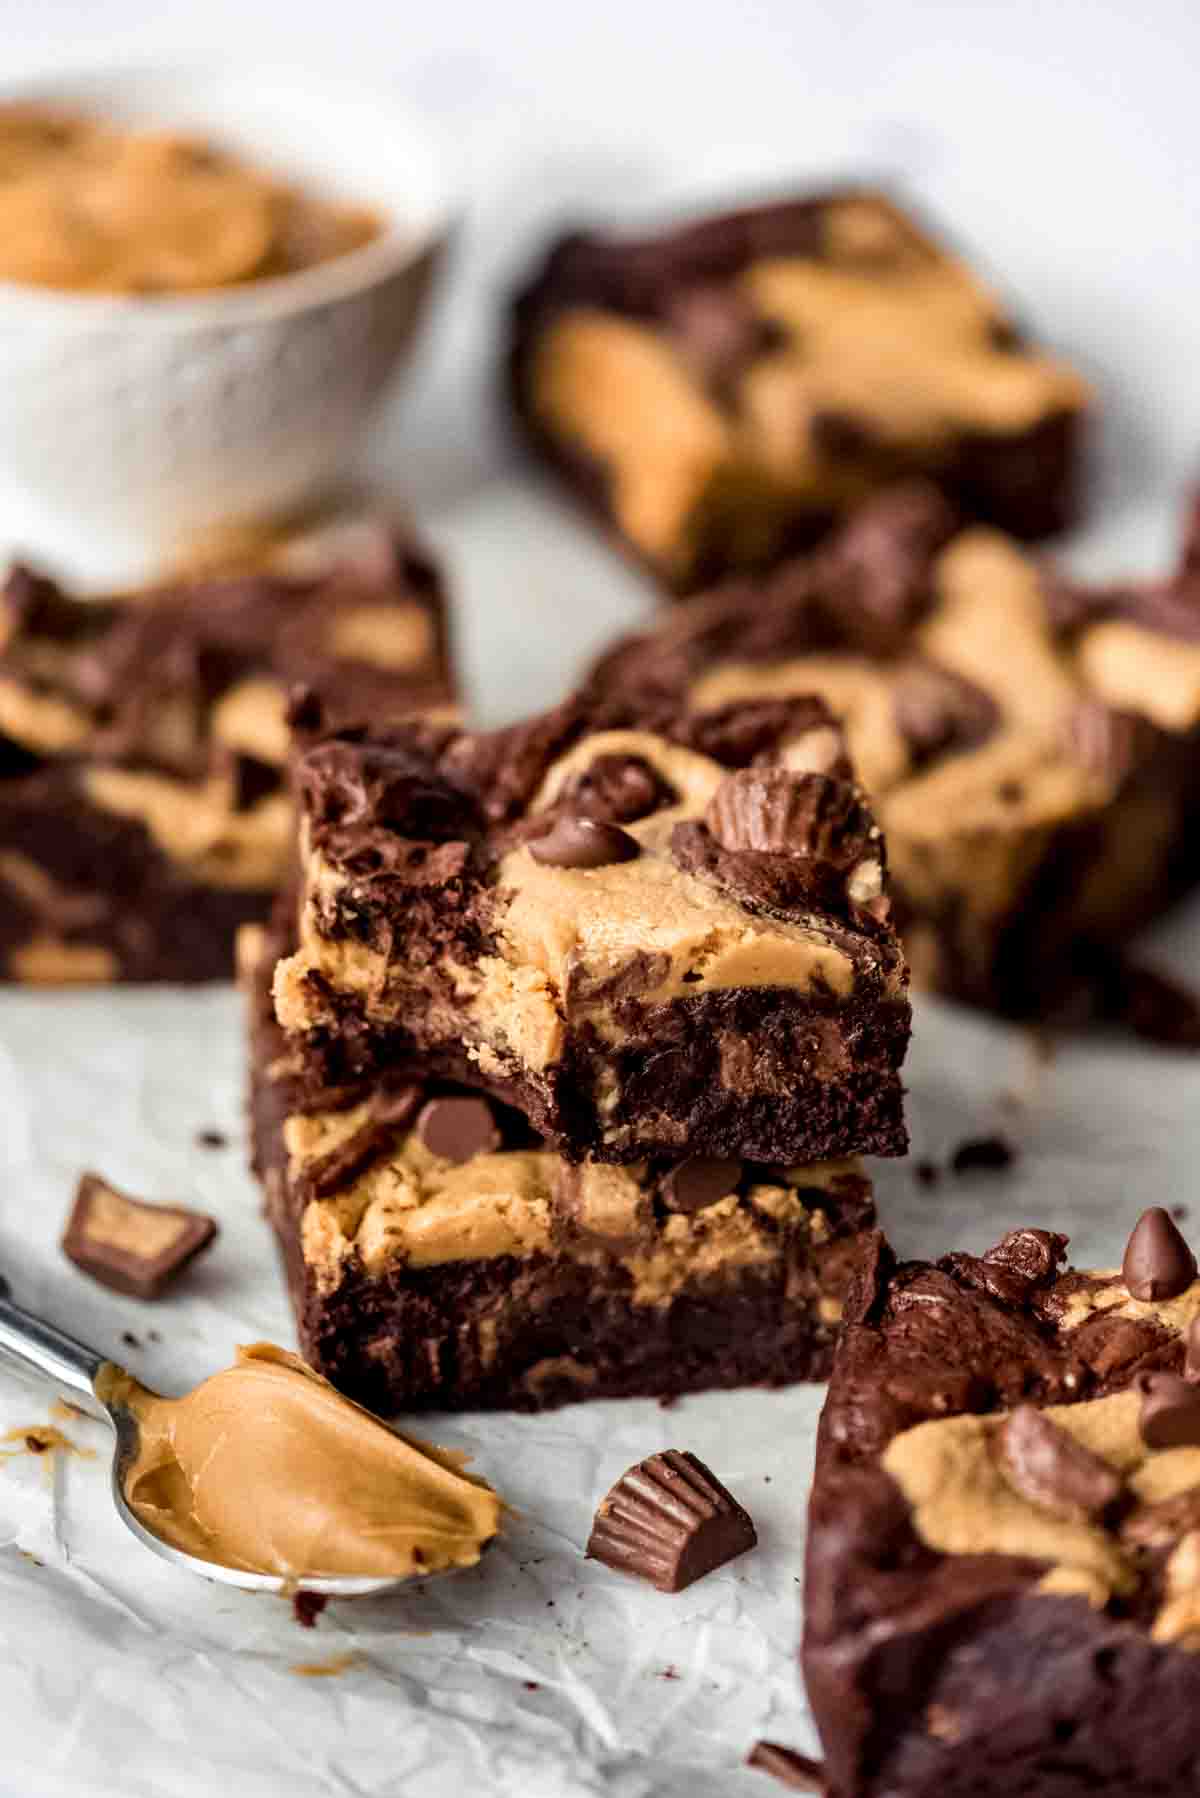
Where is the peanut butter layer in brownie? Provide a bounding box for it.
[805,1212,1200,1798]
[589,485,1200,1019]
[510,189,1090,592]
[247,917,877,1413]
[0,517,453,983]
[273,690,910,1166]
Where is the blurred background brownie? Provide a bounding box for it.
[273,688,911,1166]
[804,1212,1200,1797]
[0,516,454,982]
[587,485,1200,1019]
[510,190,1090,593]
[247,914,878,1413]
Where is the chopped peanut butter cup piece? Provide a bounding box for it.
[62,1172,217,1298]
[997,1404,1123,1522]
[586,1449,757,1592]
[1122,1207,1197,1302]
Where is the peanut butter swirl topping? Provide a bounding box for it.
[97,1344,500,1579]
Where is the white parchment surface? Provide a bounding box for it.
[2,108,1199,1786]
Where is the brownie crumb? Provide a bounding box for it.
[523,1681,540,1692]
[196,1129,228,1150]
[659,1666,680,1680]
[914,1157,941,1187]
[120,1331,140,1349]
[950,1135,1015,1175]
[292,1591,328,1629]
[1173,1206,1190,1222]
[746,1740,826,1790]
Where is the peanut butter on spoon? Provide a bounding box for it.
[95,1344,500,1580]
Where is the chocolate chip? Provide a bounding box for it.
[914,1158,941,1188]
[560,754,676,826]
[416,1097,501,1164]
[998,1405,1123,1521]
[1186,1318,1200,1383]
[1138,1372,1200,1450]
[196,1128,227,1150]
[1122,1207,1197,1302]
[586,1449,757,1592]
[950,1135,1015,1175]
[706,768,872,865]
[528,816,640,868]
[662,1156,742,1214]
[893,662,999,768]
[745,1741,826,1791]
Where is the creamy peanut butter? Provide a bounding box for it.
[0,105,381,295]
[97,1344,500,1579]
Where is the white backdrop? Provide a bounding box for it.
[1,5,1200,1795]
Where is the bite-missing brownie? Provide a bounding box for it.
[804,1212,1200,1797]
[272,689,911,1166]
[588,485,1200,1018]
[247,916,877,1413]
[510,189,1090,593]
[0,518,453,982]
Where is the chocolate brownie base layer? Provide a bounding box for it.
[510,190,1090,593]
[274,689,910,1165]
[803,1221,1200,1797]
[248,917,878,1414]
[588,485,1200,1020]
[0,517,454,982]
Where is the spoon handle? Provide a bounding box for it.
[0,1289,106,1413]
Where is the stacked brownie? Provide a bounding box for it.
[249,683,912,1411]
[0,517,453,981]
[588,484,1200,1018]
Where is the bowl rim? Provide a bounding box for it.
[0,56,459,328]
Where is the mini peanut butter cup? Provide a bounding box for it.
[586,1449,756,1592]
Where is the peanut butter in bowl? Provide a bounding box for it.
[0,103,382,295]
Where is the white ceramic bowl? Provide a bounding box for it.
[0,63,454,579]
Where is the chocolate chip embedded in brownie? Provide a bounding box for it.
[588,484,1200,1020]
[247,913,878,1412]
[273,689,910,1166]
[0,518,454,983]
[509,190,1091,592]
[804,1210,1200,1798]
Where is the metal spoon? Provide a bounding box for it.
[0,1279,412,1598]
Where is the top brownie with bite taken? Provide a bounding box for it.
[0,515,454,982]
[510,189,1090,592]
[273,686,910,1165]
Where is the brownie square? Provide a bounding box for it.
[246,913,878,1413]
[272,687,911,1166]
[510,189,1090,593]
[588,485,1200,1019]
[804,1218,1200,1797]
[0,517,454,982]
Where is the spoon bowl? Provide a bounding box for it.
[0,1282,421,1599]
